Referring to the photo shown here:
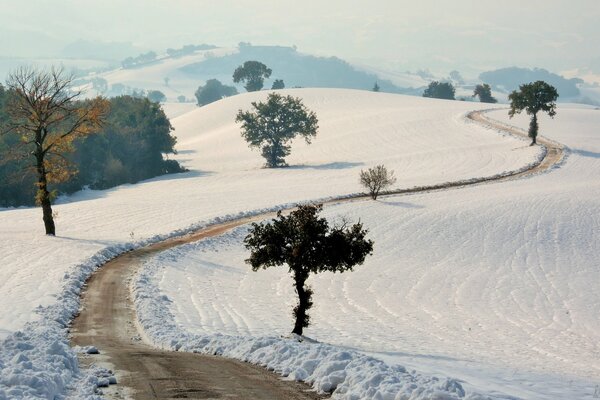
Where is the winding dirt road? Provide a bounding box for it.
[70,110,564,399]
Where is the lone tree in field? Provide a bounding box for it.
[360,165,397,200]
[423,81,455,100]
[236,93,318,167]
[271,79,285,90]
[4,66,108,235]
[508,81,558,146]
[244,204,374,336]
[473,83,497,103]
[233,61,272,92]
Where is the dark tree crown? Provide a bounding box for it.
[233,61,272,92]
[508,80,559,118]
[423,81,455,100]
[236,93,318,167]
[244,204,374,276]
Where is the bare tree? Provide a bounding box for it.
[4,66,108,235]
[360,165,397,200]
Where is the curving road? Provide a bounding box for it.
[70,110,564,399]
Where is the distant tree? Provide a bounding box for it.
[423,81,455,100]
[271,79,285,90]
[177,95,186,103]
[372,82,380,92]
[509,81,558,146]
[91,77,108,94]
[164,77,170,87]
[194,79,238,106]
[244,204,374,335]
[449,70,464,84]
[147,90,166,103]
[473,83,497,103]
[233,61,272,92]
[4,66,108,235]
[359,165,397,200]
[236,93,318,167]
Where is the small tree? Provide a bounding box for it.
[372,82,380,92]
[177,95,186,103]
[244,204,374,336]
[4,66,108,235]
[271,79,285,90]
[360,165,397,200]
[423,81,455,100]
[195,79,238,106]
[236,93,318,167]
[473,83,497,103]
[147,90,166,103]
[509,81,559,145]
[233,61,272,92]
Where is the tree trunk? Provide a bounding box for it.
[292,273,311,335]
[36,153,56,236]
[529,113,538,146]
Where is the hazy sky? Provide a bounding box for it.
[1,0,599,76]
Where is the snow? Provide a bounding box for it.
[0,88,553,398]
[83,47,238,101]
[132,104,600,398]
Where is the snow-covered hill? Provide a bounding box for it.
[0,89,550,398]
[136,104,600,399]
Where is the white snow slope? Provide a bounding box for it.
[0,89,544,398]
[134,106,600,399]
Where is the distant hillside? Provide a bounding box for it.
[479,67,582,98]
[180,44,408,93]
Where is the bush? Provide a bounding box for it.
[423,81,455,100]
[360,165,397,200]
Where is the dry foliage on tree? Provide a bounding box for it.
[4,66,108,235]
[360,165,397,200]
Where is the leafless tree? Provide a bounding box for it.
[4,66,108,235]
[360,165,397,200]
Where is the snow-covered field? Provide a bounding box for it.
[0,88,560,398]
[134,106,600,399]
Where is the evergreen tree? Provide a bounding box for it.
[473,83,497,103]
[236,93,318,167]
[147,90,166,103]
[271,79,285,90]
[372,82,380,92]
[195,79,238,106]
[233,61,272,92]
[244,204,374,335]
[509,81,558,145]
[423,81,455,100]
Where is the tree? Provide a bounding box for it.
[508,81,559,146]
[147,90,166,103]
[423,81,455,100]
[360,165,397,200]
[244,204,374,335]
[177,95,186,103]
[271,79,285,90]
[449,70,464,85]
[372,82,380,92]
[194,79,238,106]
[473,83,497,103]
[233,61,272,92]
[4,66,108,235]
[236,93,318,167]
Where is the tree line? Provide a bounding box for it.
[0,68,183,217]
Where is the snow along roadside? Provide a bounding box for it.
[0,109,558,399]
[133,225,499,400]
